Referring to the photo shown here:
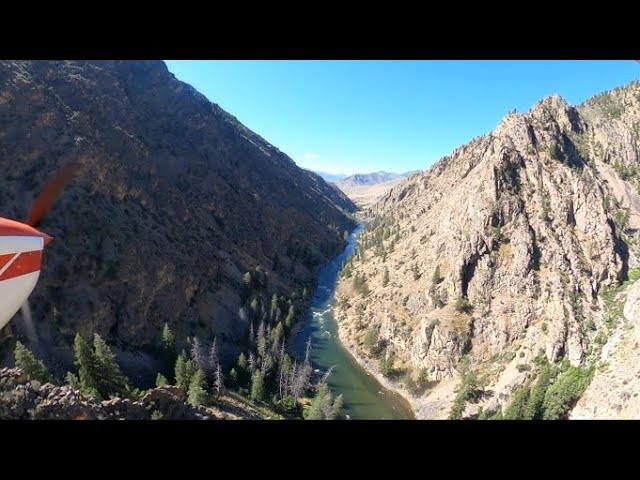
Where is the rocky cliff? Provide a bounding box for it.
[335,81,640,418]
[0,61,355,377]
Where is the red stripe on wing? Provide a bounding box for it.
[0,250,42,281]
[0,253,15,271]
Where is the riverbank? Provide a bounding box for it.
[333,317,418,417]
[295,223,414,419]
[332,308,456,420]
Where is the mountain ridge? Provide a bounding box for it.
[335,80,640,419]
[0,60,356,381]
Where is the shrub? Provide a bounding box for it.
[455,296,473,314]
[449,359,481,419]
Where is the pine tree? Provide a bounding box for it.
[250,369,264,402]
[270,293,279,321]
[160,322,177,379]
[278,351,292,399]
[270,322,284,348]
[284,304,296,329]
[175,350,196,392]
[161,322,175,354]
[14,341,51,384]
[156,373,169,387]
[257,320,265,343]
[250,297,260,316]
[93,334,129,398]
[72,333,101,399]
[242,271,253,293]
[303,384,342,420]
[188,368,208,407]
[237,352,247,373]
[229,368,239,387]
[257,334,267,360]
[261,353,274,377]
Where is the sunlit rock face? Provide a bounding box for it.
[335,82,640,417]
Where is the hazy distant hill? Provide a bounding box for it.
[312,171,348,183]
[335,171,415,207]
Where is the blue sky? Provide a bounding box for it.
[165,60,640,175]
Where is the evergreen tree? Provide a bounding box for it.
[257,335,267,360]
[270,293,279,321]
[303,384,342,420]
[175,350,196,392]
[14,341,51,384]
[250,369,265,402]
[270,322,284,348]
[278,352,292,399]
[250,297,261,316]
[160,322,177,379]
[237,352,248,372]
[188,368,208,407]
[156,373,169,387]
[66,371,80,391]
[161,322,176,354]
[93,334,129,397]
[257,320,265,343]
[242,271,253,300]
[284,305,296,329]
[72,333,101,399]
[229,368,239,388]
[261,353,274,377]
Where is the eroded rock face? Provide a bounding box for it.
[0,367,245,419]
[335,82,640,417]
[0,61,355,368]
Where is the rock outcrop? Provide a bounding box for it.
[335,81,640,418]
[0,61,356,374]
[0,367,276,419]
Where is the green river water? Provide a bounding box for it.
[295,224,414,419]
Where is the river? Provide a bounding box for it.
[295,224,414,419]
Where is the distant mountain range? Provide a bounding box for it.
[313,170,417,208]
[314,170,416,185]
[312,171,348,183]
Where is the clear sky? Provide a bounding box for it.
[165,60,640,175]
